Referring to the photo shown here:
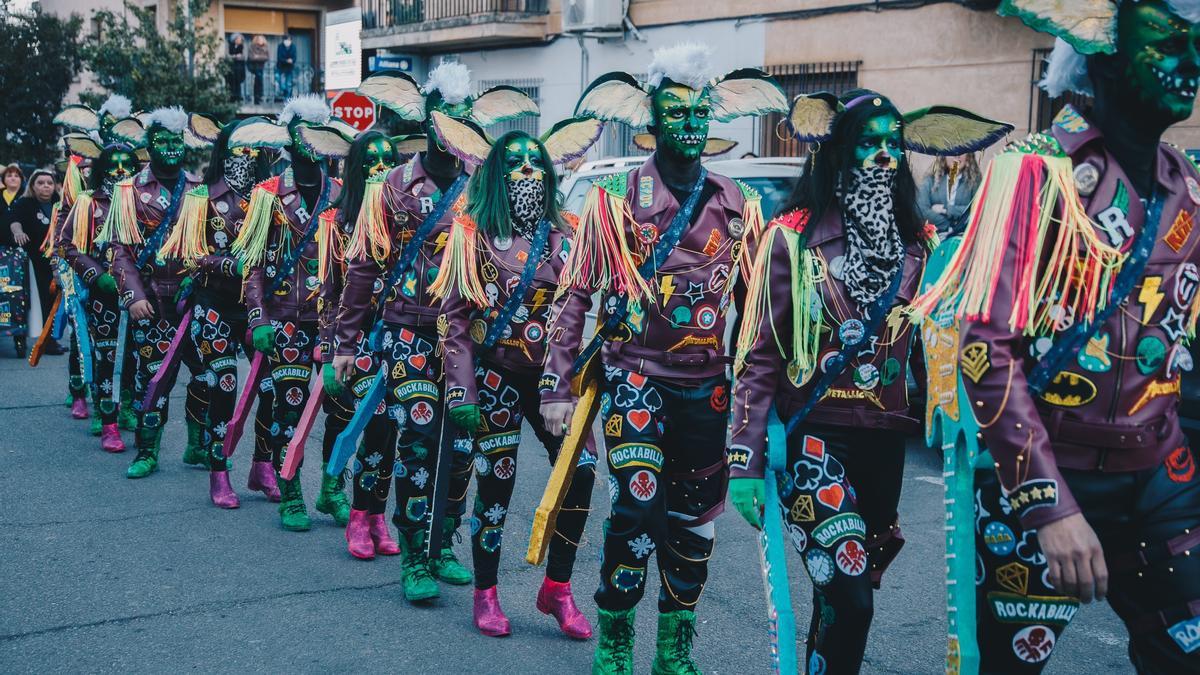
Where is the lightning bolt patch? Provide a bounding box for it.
[434,232,449,254]
[531,288,549,313]
[1139,276,1164,324]
[660,274,677,304]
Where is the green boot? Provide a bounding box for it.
[314,464,351,525]
[650,610,701,675]
[182,420,207,466]
[118,398,137,431]
[126,429,162,479]
[399,531,440,602]
[592,608,637,675]
[277,475,312,532]
[89,411,103,437]
[430,517,472,585]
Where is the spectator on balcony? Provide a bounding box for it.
[226,33,247,103]
[248,34,269,105]
[276,35,296,101]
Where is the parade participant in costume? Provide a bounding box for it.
[56,138,140,454]
[228,95,348,531]
[51,95,144,428]
[158,115,278,508]
[539,43,786,673]
[728,90,1010,673]
[912,1,1200,671]
[316,129,414,559]
[98,106,211,480]
[331,63,538,602]
[428,114,603,637]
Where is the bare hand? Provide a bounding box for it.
[1037,513,1108,603]
[931,204,947,215]
[128,300,155,321]
[11,227,28,246]
[332,354,356,385]
[541,400,577,437]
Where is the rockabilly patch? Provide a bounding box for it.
[726,445,752,471]
[478,431,522,455]
[1167,615,1200,654]
[394,380,438,402]
[1007,479,1059,519]
[812,513,866,548]
[609,443,665,471]
[987,592,1079,626]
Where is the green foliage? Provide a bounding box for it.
[0,1,83,167]
[81,0,234,121]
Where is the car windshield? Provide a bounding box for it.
[561,169,798,219]
[563,175,606,214]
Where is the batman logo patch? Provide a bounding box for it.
[1038,371,1097,407]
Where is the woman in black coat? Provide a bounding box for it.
[7,169,62,354]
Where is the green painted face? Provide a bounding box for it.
[504,137,545,182]
[99,114,118,143]
[148,127,185,170]
[651,84,711,161]
[853,111,903,170]
[363,138,396,177]
[289,123,321,163]
[109,150,136,180]
[1117,0,1200,121]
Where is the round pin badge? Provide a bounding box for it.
[1188,176,1200,205]
[215,201,229,214]
[853,363,880,390]
[1073,162,1100,197]
[493,236,513,251]
[838,318,865,346]
[828,255,846,281]
[727,217,745,240]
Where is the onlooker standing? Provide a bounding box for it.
[276,34,296,101]
[227,33,247,102]
[248,34,269,105]
[8,169,62,354]
[2,164,24,215]
[916,153,981,237]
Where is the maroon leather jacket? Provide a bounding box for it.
[540,156,754,403]
[193,177,258,305]
[961,107,1200,530]
[334,156,467,355]
[57,190,111,287]
[243,168,341,328]
[441,219,574,410]
[109,167,203,308]
[729,209,926,479]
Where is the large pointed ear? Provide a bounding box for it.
[391,134,427,155]
[575,72,652,128]
[787,92,842,142]
[632,133,656,153]
[188,113,222,144]
[135,147,150,163]
[110,118,146,146]
[63,133,103,159]
[229,117,291,149]
[358,70,426,121]
[296,125,353,159]
[709,68,789,123]
[429,111,492,166]
[54,105,99,132]
[902,106,1015,155]
[327,118,361,139]
[470,85,540,127]
[540,116,603,165]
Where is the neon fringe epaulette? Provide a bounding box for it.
[428,212,488,307]
[62,155,84,207]
[559,171,652,302]
[42,201,62,256]
[94,178,142,246]
[734,209,822,383]
[315,207,342,287]
[231,176,281,273]
[344,173,390,263]
[69,191,96,254]
[158,184,210,262]
[910,150,1124,336]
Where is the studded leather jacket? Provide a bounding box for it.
[109,167,203,308]
[57,190,112,286]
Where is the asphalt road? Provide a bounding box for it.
[0,346,1134,673]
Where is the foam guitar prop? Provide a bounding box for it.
[221,350,267,458]
[139,310,192,412]
[28,292,62,367]
[280,371,323,480]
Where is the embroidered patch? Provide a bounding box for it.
[1136,336,1168,375]
[727,445,752,471]
[1007,479,1059,517]
[812,513,866,548]
[709,384,728,412]
[493,456,516,479]
[835,540,867,576]
[639,175,654,208]
[802,435,825,460]
[1076,333,1112,373]
[1011,625,1056,664]
[983,521,1017,556]
[477,431,521,455]
[626,408,652,432]
[1127,377,1180,415]
[804,548,835,586]
[1052,106,1088,134]
[816,483,845,511]
[479,525,503,553]
[1038,371,1097,408]
[957,342,989,383]
[610,564,646,592]
[628,469,658,501]
[1165,446,1196,483]
[702,228,721,256]
[1095,181,1133,248]
[790,495,816,522]
[604,413,623,438]
[996,561,1030,595]
[1165,210,1194,251]
[608,443,664,471]
[539,373,560,392]
[1175,263,1200,309]
[1167,615,1200,654]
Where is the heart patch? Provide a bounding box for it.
[282,347,300,362]
[627,409,651,432]
[816,483,845,511]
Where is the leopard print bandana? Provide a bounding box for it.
[839,166,903,307]
[506,177,549,257]
[224,154,256,198]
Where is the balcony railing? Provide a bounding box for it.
[227,61,318,109]
[362,0,548,30]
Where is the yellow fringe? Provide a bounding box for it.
[231,176,281,272]
[316,208,343,287]
[62,155,84,206]
[70,191,96,253]
[428,213,488,306]
[560,184,651,303]
[158,185,210,262]
[94,179,142,246]
[344,175,390,263]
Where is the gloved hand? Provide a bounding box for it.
[322,363,345,398]
[173,277,194,304]
[448,404,482,434]
[252,325,276,355]
[95,273,118,295]
[235,259,245,277]
[729,477,765,530]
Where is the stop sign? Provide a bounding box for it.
[330,91,377,132]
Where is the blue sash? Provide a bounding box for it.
[481,219,552,350]
[136,177,188,269]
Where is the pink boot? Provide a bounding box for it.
[473,586,512,637]
[536,577,593,639]
[346,509,375,559]
[209,471,241,509]
[246,460,281,502]
[70,398,89,420]
[100,424,126,453]
[368,513,401,556]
